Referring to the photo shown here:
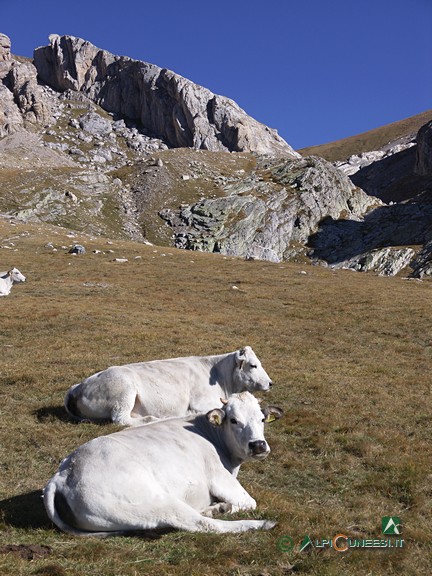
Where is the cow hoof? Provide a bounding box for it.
[202,502,233,517]
[262,520,277,530]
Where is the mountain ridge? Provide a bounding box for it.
[1,32,432,277]
[33,34,299,158]
[299,109,432,161]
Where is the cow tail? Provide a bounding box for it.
[42,481,85,536]
[195,516,277,533]
[64,384,84,421]
[43,481,125,538]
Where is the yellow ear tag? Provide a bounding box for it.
[214,413,223,426]
[208,410,224,426]
[265,414,276,423]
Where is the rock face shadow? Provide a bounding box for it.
[309,203,432,264]
[351,146,432,204]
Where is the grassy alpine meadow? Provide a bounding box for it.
[0,217,431,576]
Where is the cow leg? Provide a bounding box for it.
[112,401,159,426]
[110,381,160,425]
[111,391,140,426]
[157,500,275,533]
[95,368,155,425]
[207,469,257,513]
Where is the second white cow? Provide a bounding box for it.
[65,346,273,425]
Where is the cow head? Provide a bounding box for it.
[233,346,273,393]
[207,392,283,463]
[8,268,26,283]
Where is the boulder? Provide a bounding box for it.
[78,111,112,136]
[68,244,86,254]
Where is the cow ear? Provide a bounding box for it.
[207,408,225,426]
[236,349,246,369]
[263,406,283,423]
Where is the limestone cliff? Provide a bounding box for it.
[0,34,53,136]
[33,35,299,157]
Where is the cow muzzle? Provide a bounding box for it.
[253,381,272,393]
[248,440,270,458]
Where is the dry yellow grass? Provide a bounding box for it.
[0,217,431,575]
[299,109,432,161]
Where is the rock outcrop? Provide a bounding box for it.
[414,120,432,176]
[34,35,299,157]
[0,33,22,136]
[0,82,24,137]
[0,33,11,70]
[410,241,432,278]
[158,138,432,276]
[0,33,11,58]
[159,155,380,262]
[0,33,53,136]
[6,61,53,126]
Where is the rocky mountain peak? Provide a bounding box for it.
[33,34,300,158]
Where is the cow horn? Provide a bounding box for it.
[220,397,228,405]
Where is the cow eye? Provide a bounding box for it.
[230,418,238,425]
[250,364,257,369]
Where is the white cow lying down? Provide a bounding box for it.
[44,392,282,535]
[0,267,26,296]
[65,346,273,425]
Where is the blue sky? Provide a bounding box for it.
[1,0,430,149]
